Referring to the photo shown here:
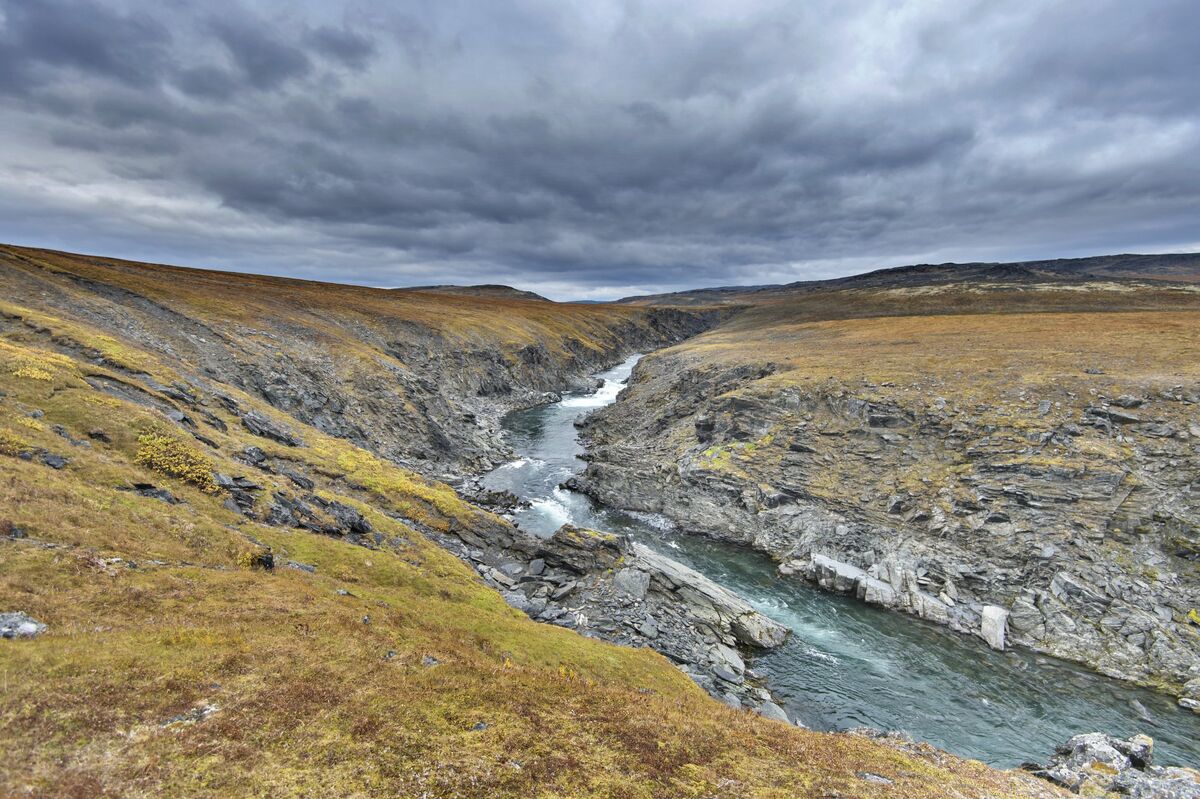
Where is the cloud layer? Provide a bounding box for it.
[1,0,1197,299]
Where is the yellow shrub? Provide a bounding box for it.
[12,364,53,381]
[0,427,30,456]
[135,432,218,493]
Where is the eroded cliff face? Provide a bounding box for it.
[576,287,1200,703]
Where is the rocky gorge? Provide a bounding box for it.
[574,282,1200,715]
[428,517,793,717]
[3,243,1200,796]
[0,244,721,480]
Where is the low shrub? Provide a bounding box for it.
[134,432,218,493]
[0,427,30,456]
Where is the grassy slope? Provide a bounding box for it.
[651,280,1200,500]
[685,297,1200,511]
[0,244,720,473]
[675,282,1200,407]
[0,244,675,358]
[0,250,1063,797]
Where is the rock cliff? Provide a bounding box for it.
[576,280,1200,702]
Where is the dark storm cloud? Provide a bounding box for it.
[0,0,170,93]
[305,25,376,71]
[0,0,1198,299]
[209,15,312,90]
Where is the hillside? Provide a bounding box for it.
[616,252,1200,305]
[0,245,716,478]
[0,244,1071,797]
[577,278,1200,705]
[405,284,553,302]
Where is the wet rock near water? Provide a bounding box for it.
[1029,732,1200,798]
[456,482,529,514]
[430,521,793,718]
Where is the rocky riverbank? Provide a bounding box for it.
[426,496,795,718]
[1027,732,1200,798]
[574,285,1200,706]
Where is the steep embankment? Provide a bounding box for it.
[577,280,1200,705]
[0,245,1070,797]
[0,245,716,478]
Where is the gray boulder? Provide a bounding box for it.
[612,567,651,601]
[1,612,47,639]
[1034,733,1200,798]
[756,700,790,723]
[980,605,1009,651]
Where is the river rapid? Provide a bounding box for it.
[483,355,1200,769]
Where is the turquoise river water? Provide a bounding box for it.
[483,355,1200,768]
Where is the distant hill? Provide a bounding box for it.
[617,252,1200,305]
[404,284,552,302]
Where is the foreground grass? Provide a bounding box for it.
[0,294,1062,797]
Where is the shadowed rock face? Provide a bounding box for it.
[575,282,1200,703]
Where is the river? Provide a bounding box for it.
[483,354,1200,768]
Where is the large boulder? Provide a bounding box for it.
[1033,733,1200,798]
[1,612,47,639]
[536,525,629,573]
[981,605,1009,651]
[240,410,302,447]
[633,543,788,649]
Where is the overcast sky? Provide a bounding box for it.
[1,1,1198,300]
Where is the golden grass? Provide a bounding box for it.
[0,244,664,362]
[686,309,1200,395]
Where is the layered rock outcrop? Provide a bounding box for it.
[575,306,1200,702]
[1029,732,1200,798]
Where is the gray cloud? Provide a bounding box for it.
[305,25,376,71]
[210,15,312,90]
[0,0,1198,299]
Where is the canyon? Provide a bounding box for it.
[2,243,1199,797]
